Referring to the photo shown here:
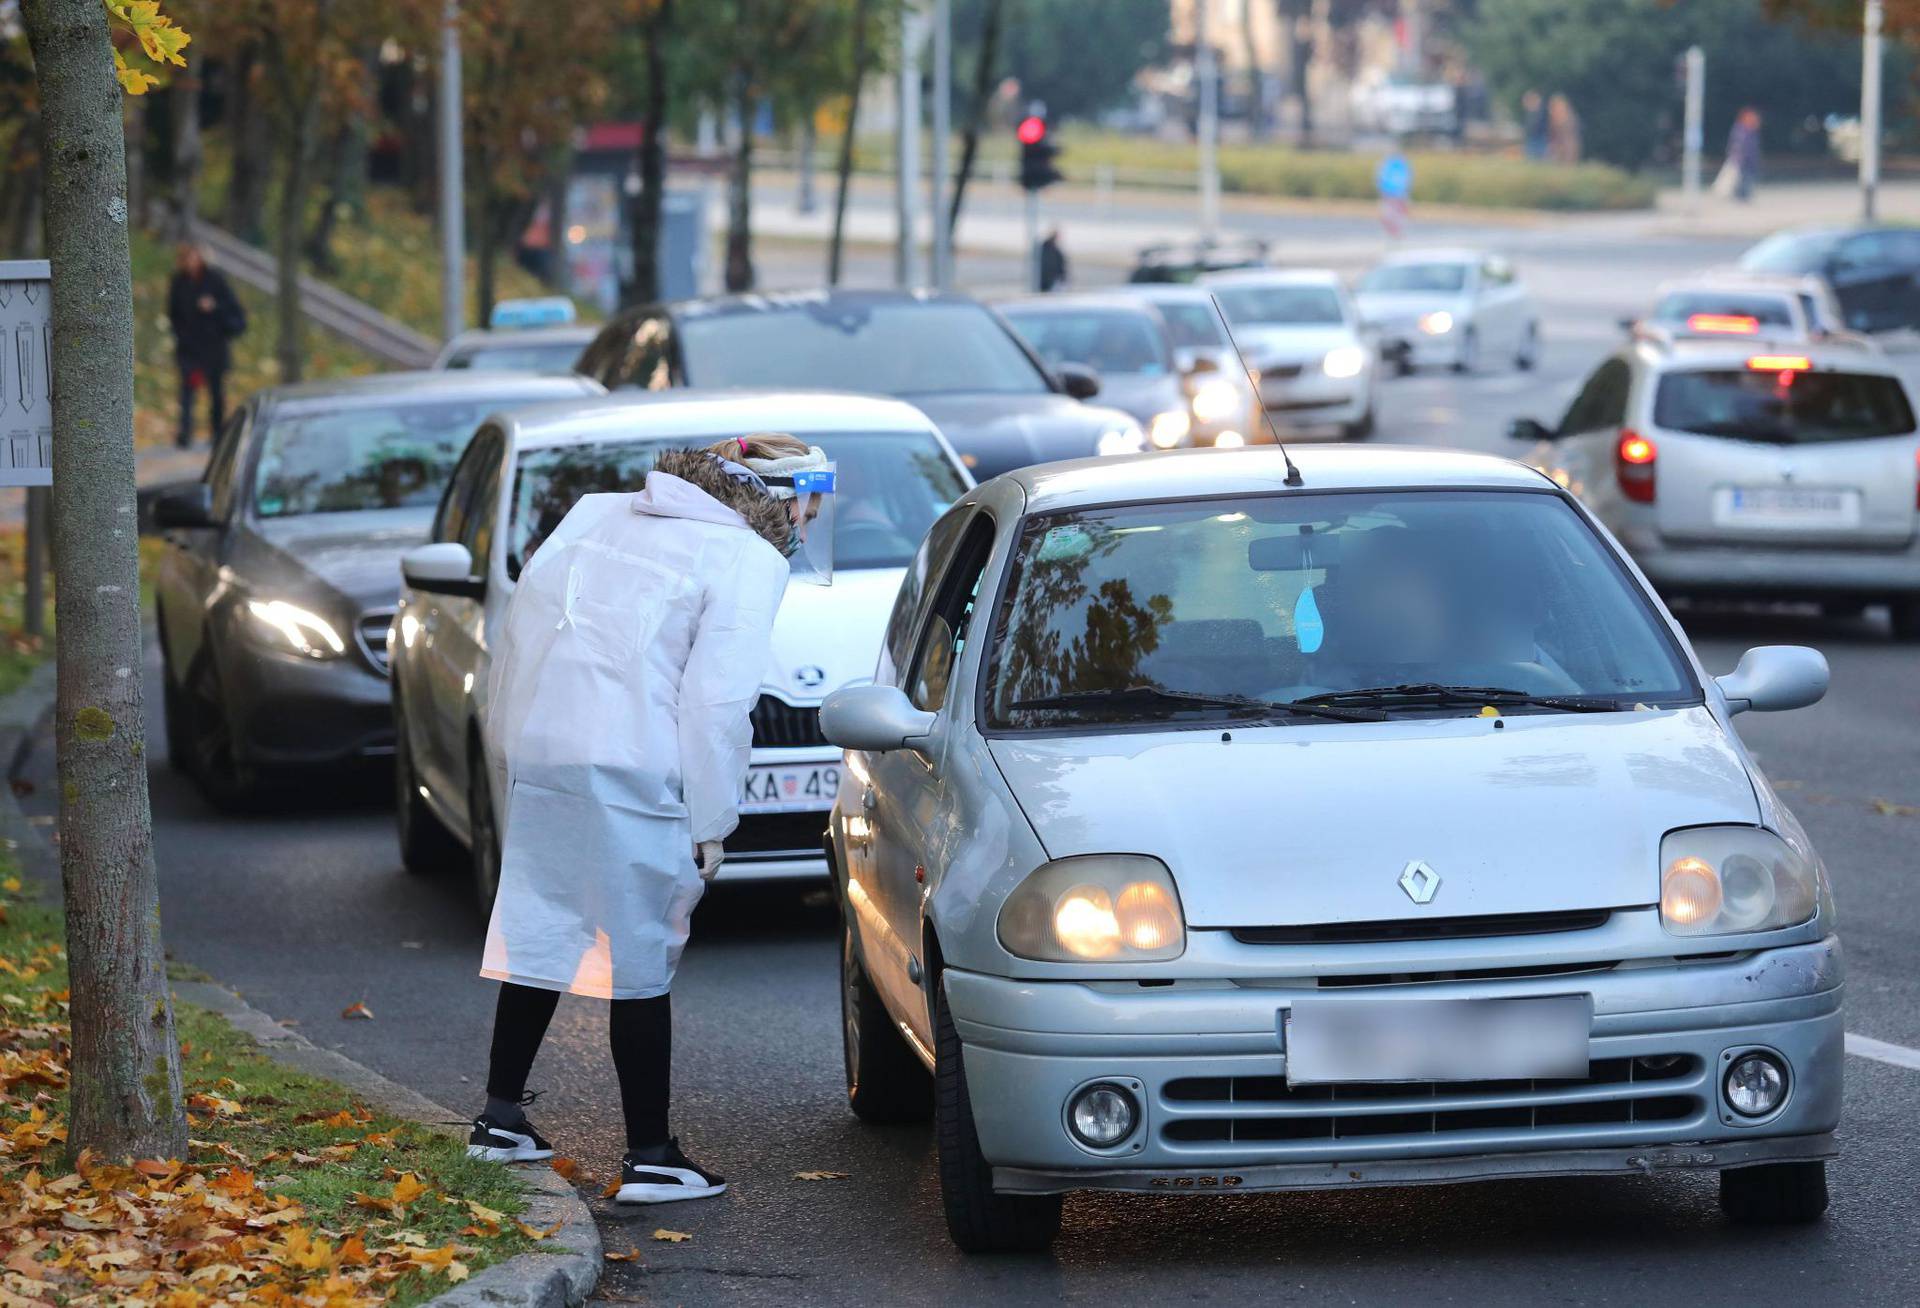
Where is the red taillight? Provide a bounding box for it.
[1747,354,1811,372]
[1687,313,1759,334]
[1617,429,1656,503]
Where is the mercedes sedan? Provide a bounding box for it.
[821,445,1841,1252]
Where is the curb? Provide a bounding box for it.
[0,659,601,1308]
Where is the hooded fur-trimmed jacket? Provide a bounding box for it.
[651,448,792,555]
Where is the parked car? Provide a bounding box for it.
[1642,273,1847,341]
[1118,282,1262,446]
[998,295,1196,450]
[821,444,1840,1252]
[433,325,597,372]
[150,371,602,806]
[1739,226,1920,334]
[1349,74,1457,136]
[1510,331,1920,635]
[1201,269,1379,438]
[572,289,1145,480]
[390,391,972,907]
[1354,249,1539,374]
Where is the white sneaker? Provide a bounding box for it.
[614,1138,728,1204]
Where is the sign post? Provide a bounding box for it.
[0,261,53,637]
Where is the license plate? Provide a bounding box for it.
[1715,486,1860,528]
[739,762,841,814]
[1283,995,1591,1085]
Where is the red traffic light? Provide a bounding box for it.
[1016,115,1047,145]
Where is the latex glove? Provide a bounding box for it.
[695,840,725,882]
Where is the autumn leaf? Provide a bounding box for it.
[652,1228,692,1243]
[1,877,19,892]
[391,1172,428,1205]
[516,1219,563,1240]
[549,1156,580,1180]
[793,1170,850,1181]
[604,1247,643,1261]
[340,1001,375,1020]
[599,1178,622,1200]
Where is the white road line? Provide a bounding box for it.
[1845,1031,1920,1071]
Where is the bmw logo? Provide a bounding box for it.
[793,665,826,691]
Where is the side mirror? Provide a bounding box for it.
[1056,362,1102,400]
[820,683,936,754]
[153,483,217,530]
[1175,349,1220,376]
[1506,416,1555,443]
[1715,645,1828,715]
[401,542,486,600]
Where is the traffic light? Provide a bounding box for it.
[1018,114,1063,192]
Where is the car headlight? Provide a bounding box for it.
[1322,345,1368,379]
[1418,310,1454,335]
[244,599,348,660]
[1190,377,1242,424]
[1095,424,1147,456]
[1147,409,1191,449]
[998,855,1186,962]
[1659,827,1818,937]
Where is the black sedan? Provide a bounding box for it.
[571,289,1146,479]
[1740,225,1920,334]
[151,370,600,806]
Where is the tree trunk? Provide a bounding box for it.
[945,0,1002,235]
[225,43,272,242]
[544,143,572,295]
[20,0,186,1164]
[303,125,352,275]
[723,74,754,293]
[827,0,871,286]
[271,79,322,383]
[475,147,498,326]
[626,0,672,307]
[169,49,201,238]
[1241,0,1265,139]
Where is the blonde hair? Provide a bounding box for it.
[705,432,810,462]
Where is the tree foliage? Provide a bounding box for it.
[105,0,190,94]
[954,0,1168,121]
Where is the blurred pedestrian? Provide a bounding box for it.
[166,243,245,449]
[1726,107,1763,202]
[1520,89,1548,160]
[1546,94,1582,164]
[1039,227,1069,292]
[1376,147,1413,240]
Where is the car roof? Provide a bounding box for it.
[1655,272,1820,296]
[1369,247,1485,268]
[660,287,981,323]
[1630,333,1900,375]
[265,370,600,412]
[442,325,598,350]
[488,389,947,452]
[1201,267,1344,288]
[1117,283,1219,303]
[997,293,1161,317]
[1004,445,1554,514]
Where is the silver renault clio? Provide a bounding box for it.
[822,445,1842,1253]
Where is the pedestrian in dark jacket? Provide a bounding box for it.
[167,243,246,449]
[1727,107,1763,202]
[1038,228,1068,292]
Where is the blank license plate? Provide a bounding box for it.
[1716,486,1860,528]
[740,762,840,814]
[1283,995,1591,1085]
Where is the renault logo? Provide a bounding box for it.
[1398,860,1441,905]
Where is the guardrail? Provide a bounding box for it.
[188,220,440,370]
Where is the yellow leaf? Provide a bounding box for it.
[604,1246,642,1261]
[1,877,19,892]
[516,1219,562,1240]
[651,1228,692,1243]
[792,1170,850,1181]
[465,1200,506,1225]
[389,1172,428,1206]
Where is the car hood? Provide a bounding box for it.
[1354,291,1463,326]
[987,708,1758,928]
[1234,324,1356,366]
[1083,374,1185,426]
[905,392,1137,480]
[238,508,436,615]
[761,565,904,703]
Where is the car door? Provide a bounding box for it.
[158,404,251,686]
[1478,256,1522,354]
[1884,230,1920,331]
[435,428,505,808]
[1552,356,1634,514]
[1828,232,1897,332]
[408,432,491,805]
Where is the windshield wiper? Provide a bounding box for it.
[1011,685,1386,722]
[1292,683,1626,714]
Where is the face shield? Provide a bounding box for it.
[763,465,836,585]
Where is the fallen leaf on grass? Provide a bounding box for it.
[793,1170,850,1181]
[1,875,20,891]
[340,1001,375,1020]
[652,1229,692,1243]
[604,1247,643,1261]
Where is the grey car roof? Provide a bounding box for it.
[1003,445,1555,514]
[265,370,601,411]
[1629,333,1901,376]
[486,389,947,452]
[434,325,598,365]
[997,293,1166,316]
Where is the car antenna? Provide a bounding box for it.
[1206,291,1303,487]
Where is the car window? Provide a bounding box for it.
[1152,302,1231,350]
[676,300,1048,395]
[1740,231,1839,274]
[1653,369,1916,444]
[433,431,488,545]
[252,399,505,518]
[1358,263,1468,294]
[880,504,974,688]
[1835,233,1891,271]
[1001,308,1172,377]
[983,490,1697,732]
[908,516,996,713]
[1886,230,1920,266]
[1213,284,1346,327]
[1482,258,1513,287]
[1558,358,1632,436]
[460,432,503,570]
[206,407,249,519]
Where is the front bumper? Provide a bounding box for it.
[945,935,1843,1191]
[1257,373,1370,432]
[1617,527,1920,599]
[225,642,394,767]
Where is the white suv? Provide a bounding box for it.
[390,391,972,906]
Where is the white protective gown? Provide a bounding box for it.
[480,471,790,999]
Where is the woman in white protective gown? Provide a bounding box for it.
[464,433,824,1206]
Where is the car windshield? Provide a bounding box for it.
[1653,369,1917,444]
[677,300,1048,395]
[1213,284,1346,327]
[445,340,584,372]
[1652,292,1796,327]
[1358,263,1468,294]
[508,429,968,578]
[984,490,1696,731]
[1740,232,1838,274]
[1151,301,1231,350]
[1001,308,1171,376]
[252,398,510,518]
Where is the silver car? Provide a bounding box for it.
[822,446,1840,1252]
[1354,248,1539,375]
[1512,331,1920,637]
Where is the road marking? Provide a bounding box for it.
[1845,1031,1920,1071]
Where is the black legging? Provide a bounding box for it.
[486,982,671,1151]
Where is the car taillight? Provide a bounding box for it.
[1617,429,1656,503]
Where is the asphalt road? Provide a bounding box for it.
[29,226,1920,1304]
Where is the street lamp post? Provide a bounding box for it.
[438,0,464,341]
[1861,0,1884,222]
[930,0,953,288]
[1681,46,1705,216]
[1196,0,1220,240]
[896,5,926,287]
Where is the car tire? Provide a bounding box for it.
[1720,1160,1829,1225]
[185,652,259,810]
[1516,323,1540,371]
[1452,328,1478,374]
[1890,599,1920,641]
[393,689,462,877]
[841,917,933,1124]
[934,985,1063,1253]
[468,740,503,915]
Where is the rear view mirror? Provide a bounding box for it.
[1507,416,1555,443]
[1715,645,1828,715]
[1056,362,1102,400]
[153,483,216,530]
[401,542,485,600]
[1249,532,1343,572]
[821,684,936,754]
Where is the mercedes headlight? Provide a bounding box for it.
[244,599,347,659]
[1148,409,1191,449]
[1096,423,1147,457]
[1418,310,1454,336]
[1190,377,1242,424]
[1322,345,1368,379]
[998,856,1186,962]
[1659,827,1818,937]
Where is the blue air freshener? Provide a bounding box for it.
[1293,586,1325,653]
